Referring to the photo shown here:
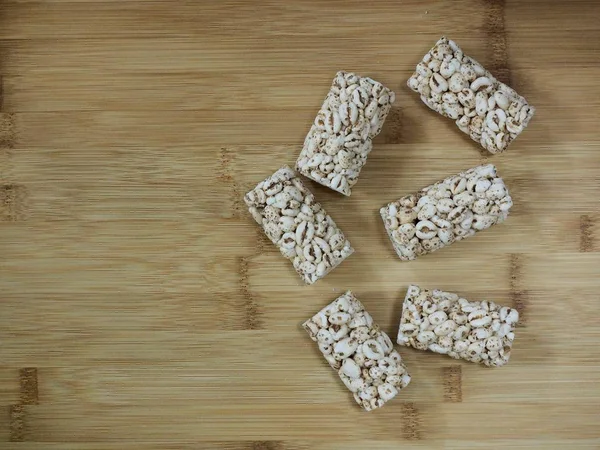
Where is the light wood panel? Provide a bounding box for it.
[1,0,599,448]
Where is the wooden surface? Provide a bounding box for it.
[1,1,599,448]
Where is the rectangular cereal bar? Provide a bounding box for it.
[380,164,512,261]
[244,166,353,284]
[407,37,535,154]
[303,291,411,411]
[397,285,519,367]
[296,71,395,196]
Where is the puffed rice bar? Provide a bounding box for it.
[303,291,411,411]
[380,164,512,261]
[296,71,395,196]
[398,285,519,367]
[244,166,354,284]
[408,37,535,154]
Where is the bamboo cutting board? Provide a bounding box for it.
[1,1,599,448]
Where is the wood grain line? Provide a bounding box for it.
[379,106,404,144]
[0,75,4,112]
[248,442,284,450]
[442,365,462,403]
[218,147,242,218]
[19,368,39,405]
[511,290,527,327]
[509,254,526,326]
[400,402,421,440]
[239,256,261,330]
[9,404,25,442]
[255,227,268,254]
[0,183,28,221]
[509,253,522,291]
[0,113,16,149]
[580,215,594,252]
[484,0,511,85]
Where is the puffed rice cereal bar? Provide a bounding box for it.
[244,166,354,284]
[380,164,512,261]
[408,37,535,154]
[398,285,519,367]
[296,71,395,196]
[303,291,411,411]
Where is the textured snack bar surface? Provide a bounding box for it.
[398,285,519,367]
[296,71,395,196]
[407,37,535,154]
[303,291,411,411]
[244,166,353,284]
[380,164,512,261]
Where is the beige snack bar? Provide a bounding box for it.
[244,166,353,284]
[397,285,519,367]
[408,37,535,154]
[380,164,512,261]
[296,71,395,196]
[303,291,411,411]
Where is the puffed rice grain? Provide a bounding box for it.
[407,37,535,154]
[303,291,411,411]
[244,166,354,284]
[380,164,512,260]
[297,71,395,195]
[397,285,519,367]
